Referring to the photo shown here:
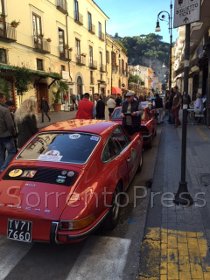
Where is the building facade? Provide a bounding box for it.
[173,0,210,124]
[106,34,128,96]
[0,0,128,109]
[128,65,161,96]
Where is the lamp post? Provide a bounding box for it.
[155,1,173,91]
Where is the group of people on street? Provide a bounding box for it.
[164,85,183,127]
[1,85,203,173]
[76,91,142,135]
[106,94,122,117]
[76,93,106,120]
[0,94,51,173]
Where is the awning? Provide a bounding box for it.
[111,87,122,95]
[0,64,61,80]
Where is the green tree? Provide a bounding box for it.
[128,74,142,84]
[0,77,10,98]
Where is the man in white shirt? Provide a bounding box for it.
[107,96,116,118]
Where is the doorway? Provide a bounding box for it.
[36,83,48,112]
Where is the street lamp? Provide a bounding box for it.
[155,1,173,91]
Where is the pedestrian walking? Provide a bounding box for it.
[121,91,142,135]
[172,86,182,127]
[76,93,94,119]
[40,96,51,122]
[94,93,105,120]
[107,96,116,118]
[154,93,164,124]
[168,88,175,124]
[15,99,38,149]
[70,94,78,110]
[0,93,17,172]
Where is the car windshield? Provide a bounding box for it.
[17,132,100,164]
[112,107,149,121]
[111,108,122,120]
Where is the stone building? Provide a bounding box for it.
[0,0,128,109]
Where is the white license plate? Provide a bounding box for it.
[7,219,32,242]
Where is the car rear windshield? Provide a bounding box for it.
[17,132,100,164]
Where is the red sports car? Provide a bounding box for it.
[0,120,143,244]
[111,105,157,147]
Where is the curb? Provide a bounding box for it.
[137,126,163,280]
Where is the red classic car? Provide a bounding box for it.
[111,105,157,147]
[0,120,143,244]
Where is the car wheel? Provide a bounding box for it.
[102,185,121,231]
[137,153,143,173]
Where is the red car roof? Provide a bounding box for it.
[40,119,118,135]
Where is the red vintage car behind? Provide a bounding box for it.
[0,120,143,244]
[111,105,157,147]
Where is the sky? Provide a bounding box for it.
[94,0,178,43]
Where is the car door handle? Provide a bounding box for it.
[127,157,131,162]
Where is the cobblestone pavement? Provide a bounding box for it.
[139,122,210,280]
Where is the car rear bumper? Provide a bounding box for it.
[51,211,109,244]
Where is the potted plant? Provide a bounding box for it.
[53,91,61,112]
[10,20,20,28]
[52,80,69,111]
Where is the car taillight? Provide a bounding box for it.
[59,215,95,231]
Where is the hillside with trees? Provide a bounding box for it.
[114,33,170,83]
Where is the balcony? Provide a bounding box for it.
[74,12,83,25]
[76,55,86,66]
[88,24,95,34]
[59,46,71,61]
[0,22,17,42]
[33,36,51,54]
[56,0,67,14]
[100,64,106,73]
[97,79,106,84]
[89,60,97,70]
[99,32,105,41]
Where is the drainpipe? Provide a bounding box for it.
[111,43,113,95]
[65,13,72,82]
[65,10,74,108]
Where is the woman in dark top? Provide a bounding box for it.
[15,99,38,148]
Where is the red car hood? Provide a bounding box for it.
[0,163,83,220]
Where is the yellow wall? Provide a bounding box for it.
[0,0,128,106]
[106,35,128,95]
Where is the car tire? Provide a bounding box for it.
[102,185,121,231]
